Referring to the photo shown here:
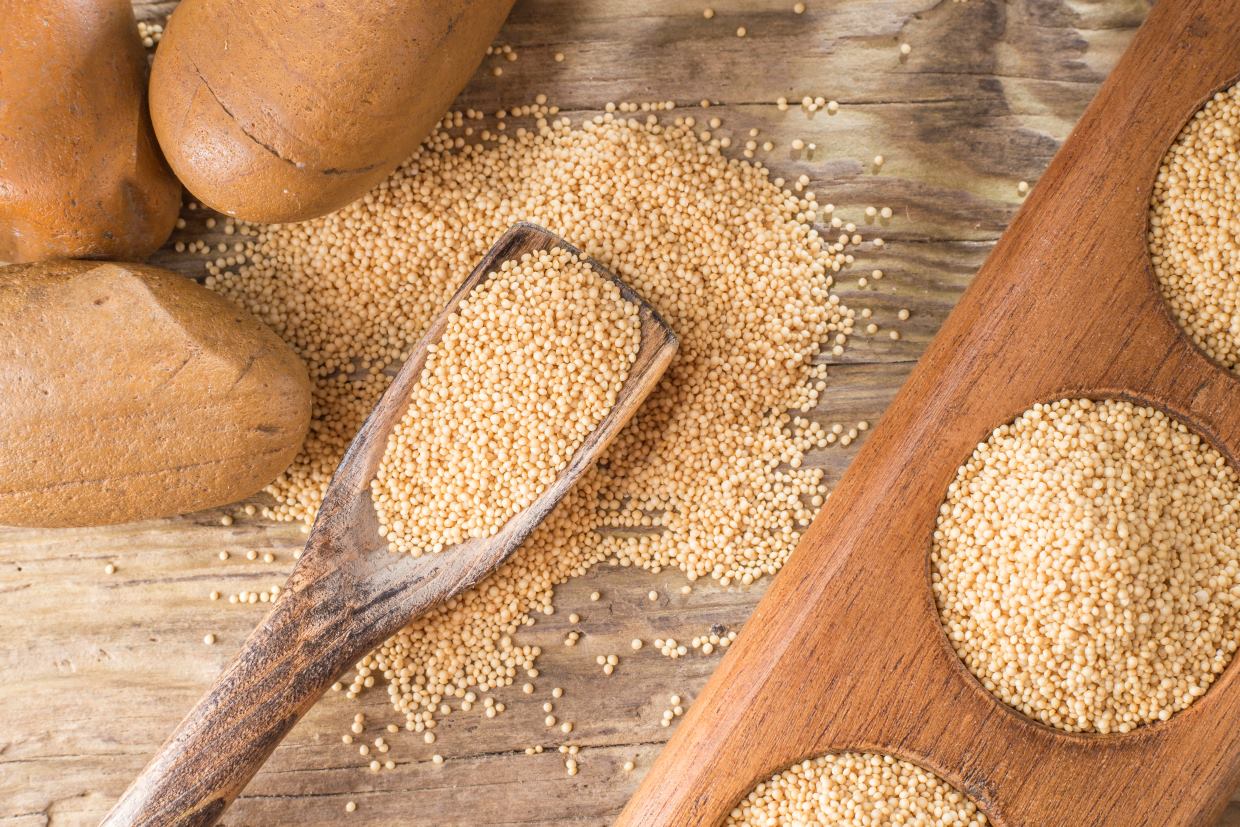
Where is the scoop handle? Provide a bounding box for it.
[99,583,358,827]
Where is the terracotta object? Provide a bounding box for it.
[0,0,181,263]
[148,0,515,224]
[0,260,311,527]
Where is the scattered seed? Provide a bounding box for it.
[206,106,853,729]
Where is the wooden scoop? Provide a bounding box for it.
[102,223,678,827]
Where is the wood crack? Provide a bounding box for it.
[189,62,377,178]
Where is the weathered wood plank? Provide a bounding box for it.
[0,0,1175,824]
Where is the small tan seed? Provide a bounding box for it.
[204,107,853,729]
[932,398,1240,733]
[372,248,638,556]
[1150,81,1240,371]
[727,752,986,825]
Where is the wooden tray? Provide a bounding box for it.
[617,2,1240,825]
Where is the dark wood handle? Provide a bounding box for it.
[99,222,677,826]
[100,585,358,826]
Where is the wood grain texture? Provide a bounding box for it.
[100,224,676,826]
[619,1,1240,825]
[14,0,1231,825]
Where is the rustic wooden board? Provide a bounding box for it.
[13,0,1232,825]
[619,1,1240,824]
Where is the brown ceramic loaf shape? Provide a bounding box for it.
[0,0,182,263]
[148,0,516,224]
[0,261,312,527]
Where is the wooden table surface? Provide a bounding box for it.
[9,0,1238,825]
